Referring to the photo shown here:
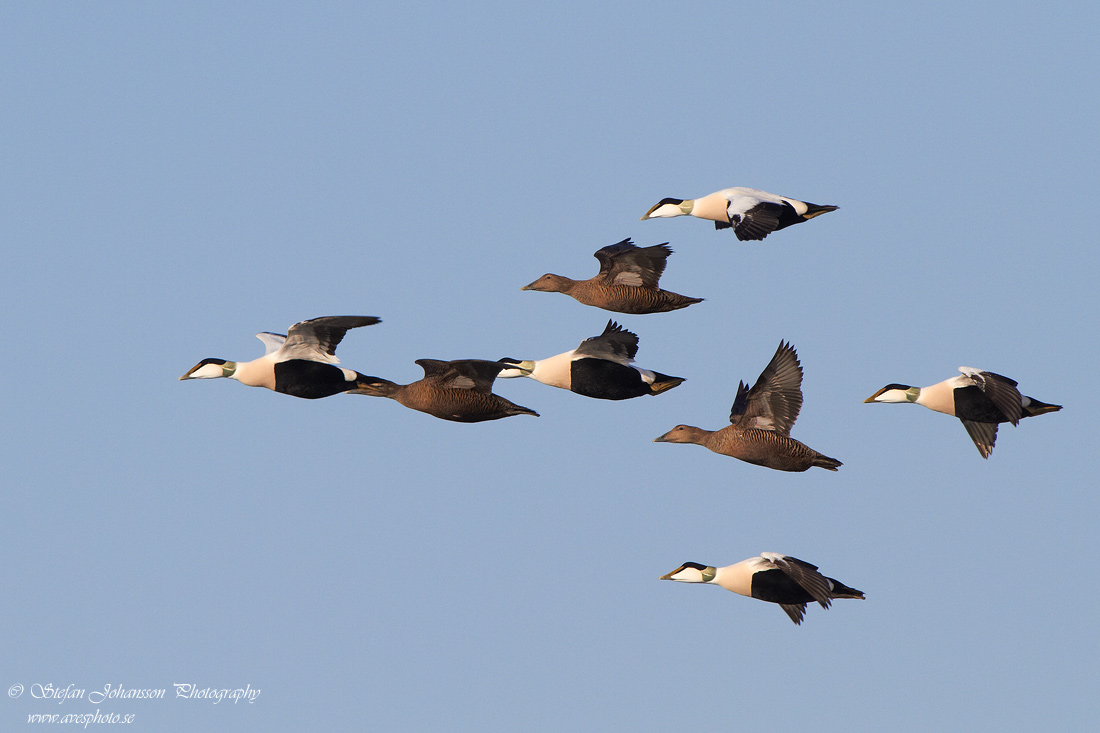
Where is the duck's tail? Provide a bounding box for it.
[802,203,839,220]
[1021,397,1061,418]
[648,373,685,396]
[827,578,865,601]
[812,453,843,471]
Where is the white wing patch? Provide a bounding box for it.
[277,336,342,365]
[614,271,644,287]
[725,193,762,219]
[255,332,287,356]
[749,416,776,431]
[759,552,787,566]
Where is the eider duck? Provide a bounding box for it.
[641,187,837,241]
[497,320,684,400]
[654,341,841,472]
[179,315,381,399]
[521,238,702,314]
[864,367,1061,458]
[660,553,865,625]
[350,359,539,422]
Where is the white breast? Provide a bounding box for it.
[712,559,758,597]
[232,355,277,390]
[528,350,575,390]
[915,377,965,416]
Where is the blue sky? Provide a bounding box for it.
[3,2,1098,731]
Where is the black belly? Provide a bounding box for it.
[953,386,1008,423]
[569,359,649,400]
[750,569,815,604]
[274,360,354,399]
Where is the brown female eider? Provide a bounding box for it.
[351,359,539,423]
[654,341,841,472]
[522,239,702,314]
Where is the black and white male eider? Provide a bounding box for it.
[497,320,684,400]
[641,187,837,241]
[660,553,865,625]
[654,341,842,472]
[864,367,1061,458]
[179,315,381,399]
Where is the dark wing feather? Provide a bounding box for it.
[574,320,639,362]
[779,603,807,625]
[286,315,381,358]
[733,202,787,241]
[728,341,804,436]
[593,239,672,288]
[960,419,999,459]
[771,555,833,609]
[415,358,452,379]
[729,380,752,422]
[974,371,1023,425]
[416,358,506,392]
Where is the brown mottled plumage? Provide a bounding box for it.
[350,359,538,423]
[654,341,841,472]
[521,239,702,314]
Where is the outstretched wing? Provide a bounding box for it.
[573,320,640,364]
[729,341,804,436]
[593,239,672,288]
[416,359,506,392]
[276,315,381,364]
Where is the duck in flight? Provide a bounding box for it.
[654,341,841,472]
[350,359,539,423]
[179,315,381,399]
[521,239,702,314]
[497,320,684,400]
[864,367,1061,458]
[660,552,864,625]
[641,187,837,241]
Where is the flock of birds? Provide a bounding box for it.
[181,186,1062,624]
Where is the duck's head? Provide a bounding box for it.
[641,197,694,220]
[660,562,717,584]
[495,358,535,379]
[521,274,573,293]
[653,424,707,444]
[863,384,920,404]
[179,358,237,380]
